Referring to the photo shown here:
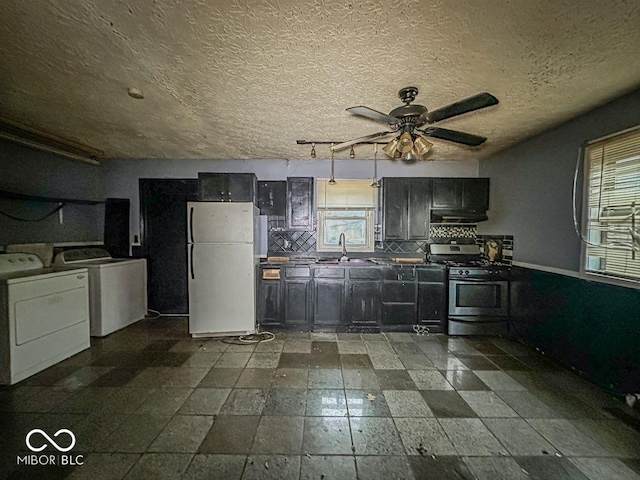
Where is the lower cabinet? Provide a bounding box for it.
[347,281,380,326]
[257,264,445,332]
[313,280,344,326]
[258,279,282,326]
[283,280,311,326]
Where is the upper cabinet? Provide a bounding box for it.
[198,173,257,203]
[257,181,286,216]
[382,178,432,240]
[432,178,489,211]
[286,177,314,229]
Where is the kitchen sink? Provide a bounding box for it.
[315,258,374,264]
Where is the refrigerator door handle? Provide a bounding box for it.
[189,206,195,243]
[190,244,195,280]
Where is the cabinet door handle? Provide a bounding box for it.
[190,244,195,280]
[189,207,194,243]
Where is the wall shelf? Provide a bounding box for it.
[0,189,104,206]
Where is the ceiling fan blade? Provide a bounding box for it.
[419,127,487,146]
[346,106,399,127]
[330,131,395,151]
[424,92,499,124]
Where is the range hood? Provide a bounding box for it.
[430,209,488,224]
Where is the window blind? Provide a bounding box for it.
[584,127,640,281]
[316,179,377,209]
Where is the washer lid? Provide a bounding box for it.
[54,248,112,264]
[0,253,44,274]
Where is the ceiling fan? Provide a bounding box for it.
[331,86,499,162]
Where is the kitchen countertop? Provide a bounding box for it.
[260,258,444,267]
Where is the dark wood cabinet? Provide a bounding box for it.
[257,181,286,216]
[432,178,463,209]
[462,178,490,210]
[258,278,282,326]
[381,266,418,325]
[313,280,344,325]
[284,281,310,326]
[347,281,380,326]
[198,173,257,203]
[382,177,431,240]
[432,178,489,211]
[283,266,311,326]
[417,267,447,333]
[287,177,314,229]
[408,178,431,240]
[382,178,409,240]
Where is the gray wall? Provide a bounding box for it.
[478,87,640,272]
[0,140,105,245]
[101,157,479,244]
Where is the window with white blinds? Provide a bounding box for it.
[584,127,640,283]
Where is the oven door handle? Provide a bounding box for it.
[450,278,506,283]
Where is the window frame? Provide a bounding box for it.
[316,209,375,253]
[580,125,640,289]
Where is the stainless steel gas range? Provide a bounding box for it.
[428,244,509,335]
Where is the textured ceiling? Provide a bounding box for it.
[0,0,639,161]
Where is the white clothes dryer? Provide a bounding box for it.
[0,253,90,385]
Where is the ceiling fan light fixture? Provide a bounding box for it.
[401,148,424,163]
[413,134,433,156]
[349,145,355,158]
[382,137,399,158]
[398,131,413,153]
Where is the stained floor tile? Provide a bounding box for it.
[305,389,347,416]
[178,388,231,415]
[384,390,434,417]
[344,389,391,417]
[483,418,558,456]
[263,388,307,416]
[235,369,275,388]
[395,417,457,456]
[308,368,343,388]
[198,415,260,454]
[251,416,304,454]
[375,370,418,390]
[356,456,415,480]
[300,455,357,480]
[438,418,508,456]
[350,417,405,455]
[302,417,352,454]
[241,454,300,480]
[148,415,214,453]
[198,368,243,388]
[408,455,474,480]
[420,390,478,418]
[463,456,530,480]
[182,454,245,480]
[123,453,192,479]
[220,389,267,415]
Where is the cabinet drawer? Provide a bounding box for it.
[383,268,417,281]
[314,267,345,279]
[417,268,445,282]
[382,281,416,303]
[349,268,382,280]
[284,267,311,278]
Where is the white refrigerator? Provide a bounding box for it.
[187,202,260,337]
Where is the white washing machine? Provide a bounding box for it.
[53,248,147,337]
[0,253,91,385]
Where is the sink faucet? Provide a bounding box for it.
[338,233,349,262]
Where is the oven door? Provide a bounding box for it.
[448,279,508,317]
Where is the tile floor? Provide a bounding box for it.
[1,317,639,479]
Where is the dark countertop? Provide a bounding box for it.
[259,258,445,268]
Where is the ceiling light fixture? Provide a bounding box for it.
[371,143,380,188]
[127,87,144,99]
[329,143,336,185]
[310,142,316,158]
[349,145,355,158]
